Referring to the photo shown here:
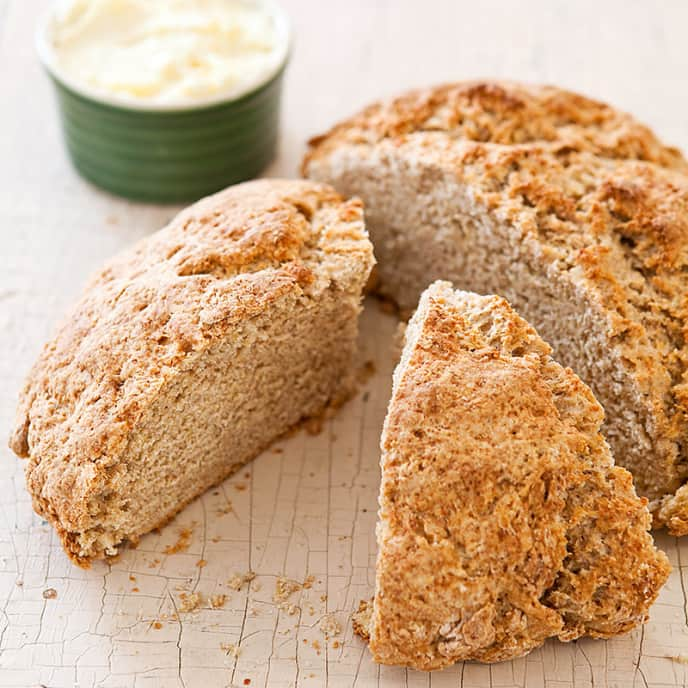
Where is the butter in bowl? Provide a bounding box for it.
[36,0,291,203]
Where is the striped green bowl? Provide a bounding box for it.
[37,5,289,204]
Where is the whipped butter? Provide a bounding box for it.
[48,0,288,106]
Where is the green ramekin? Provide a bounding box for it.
[36,3,290,204]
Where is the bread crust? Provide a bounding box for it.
[303,80,688,533]
[367,281,670,669]
[303,80,688,173]
[9,179,374,565]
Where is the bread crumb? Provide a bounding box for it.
[312,639,321,655]
[318,613,341,638]
[352,599,372,641]
[234,483,248,492]
[217,502,234,516]
[332,640,341,649]
[227,571,256,591]
[210,594,227,609]
[42,588,57,600]
[178,592,203,613]
[302,575,316,590]
[164,527,193,554]
[131,587,140,593]
[152,621,163,630]
[274,576,302,602]
[196,559,207,568]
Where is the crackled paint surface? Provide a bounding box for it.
[2,1,688,686]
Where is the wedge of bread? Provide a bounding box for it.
[9,179,375,566]
[303,80,688,534]
[360,281,670,669]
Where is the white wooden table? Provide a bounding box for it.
[1,1,688,686]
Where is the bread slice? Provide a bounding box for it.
[303,80,688,534]
[9,179,375,566]
[360,281,670,669]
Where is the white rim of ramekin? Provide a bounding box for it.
[35,0,291,113]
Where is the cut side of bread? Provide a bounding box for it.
[363,281,670,669]
[9,179,375,566]
[303,80,688,534]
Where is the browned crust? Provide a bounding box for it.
[303,80,688,173]
[9,179,373,565]
[366,282,670,669]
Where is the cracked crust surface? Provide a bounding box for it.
[304,80,688,173]
[303,80,688,534]
[9,179,374,565]
[365,281,670,670]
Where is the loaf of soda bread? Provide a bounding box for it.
[10,179,374,565]
[304,81,688,534]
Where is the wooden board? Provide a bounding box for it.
[1,1,687,686]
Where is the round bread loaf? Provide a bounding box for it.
[304,81,688,534]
